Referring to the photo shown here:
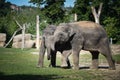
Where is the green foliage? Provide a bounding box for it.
[0,0,11,17]
[43,0,65,24]
[72,0,92,21]
[113,54,120,63]
[103,17,119,42]
[0,0,11,33]
[73,0,120,44]
[29,0,44,7]
[29,0,66,24]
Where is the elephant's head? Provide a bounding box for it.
[40,25,57,61]
[50,23,75,50]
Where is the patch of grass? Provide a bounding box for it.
[0,48,119,80]
[113,54,120,64]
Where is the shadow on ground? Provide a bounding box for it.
[54,65,109,70]
[0,66,111,80]
[0,72,63,80]
[79,66,109,69]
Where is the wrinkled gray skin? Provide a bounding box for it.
[51,21,116,70]
[37,25,71,68]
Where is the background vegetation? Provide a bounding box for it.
[0,0,120,46]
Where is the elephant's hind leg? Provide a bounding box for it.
[99,44,116,70]
[61,50,71,68]
[90,51,99,69]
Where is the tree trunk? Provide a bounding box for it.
[74,13,77,22]
[36,15,40,50]
[91,3,103,24]
[21,24,25,50]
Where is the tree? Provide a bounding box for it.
[29,0,44,8]
[0,0,11,17]
[73,0,120,43]
[72,0,91,21]
[29,0,66,24]
[0,0,11,32]
[91,3,103,24]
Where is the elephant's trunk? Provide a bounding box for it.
[49,36,55,51]
[47,48,51,60]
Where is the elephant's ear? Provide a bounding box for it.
[67,24,75,37]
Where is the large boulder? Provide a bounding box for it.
[12,34,35,48]
[12,40,35,48]
[13,34,32,42]
[0,33,6,47]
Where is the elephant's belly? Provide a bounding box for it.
[83,46,98,51]
[83,40,99,51]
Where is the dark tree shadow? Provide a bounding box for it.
[0,72,63,80]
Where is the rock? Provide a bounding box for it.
[0,33,6,47]
[12,40,35,48]
[13,34,32,42]
[12,34,36,48]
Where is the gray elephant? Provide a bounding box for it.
[37,25,71,68]
[50,21,116,70]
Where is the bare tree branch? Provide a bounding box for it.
[91,3,103,24]
[4,28,21,48]
[91,6,99,23]
[14,19,23,29]
[98,3,103,17]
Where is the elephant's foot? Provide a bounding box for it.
[109,65,116,70]
[108,60,116,70]
[90,65,98,69]
[61,63,71,69]
[72,66,79,70]
[91,59,98,69]
[36,64,43,68]
[72,65,79,70]
[49,63,56,67]
[61,63,68,68]
[109,67,116,70]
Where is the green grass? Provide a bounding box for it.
[0,48,119,80]
[113,54,120,64]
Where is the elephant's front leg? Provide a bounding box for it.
[72,50,80,70]
[61,50,71,68]
[72,41,82,70]
[49,51,57,67]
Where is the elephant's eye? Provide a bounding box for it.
[59,33,63,37]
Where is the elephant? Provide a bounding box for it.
[37,25,71,68]
[50,21,116,70]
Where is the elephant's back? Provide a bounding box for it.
[71,21,101,28]
[71,21,107,36]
